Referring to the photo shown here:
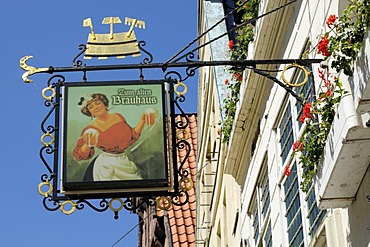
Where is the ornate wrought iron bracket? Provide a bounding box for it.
[21,41,323,219]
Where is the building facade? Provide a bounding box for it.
[197,0,370,246]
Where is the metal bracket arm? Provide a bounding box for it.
[20,55,322,83]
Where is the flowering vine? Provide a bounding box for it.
[318,0,370,76]
[290,69,345,192]
[221,0,260,143]
[286,0,369,192]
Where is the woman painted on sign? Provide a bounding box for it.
[73,93,157,181]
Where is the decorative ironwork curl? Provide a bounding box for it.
[43,100,53,107]
[176,95,186,103]
[75,199,109,213]
[138,41,153,64]
[120,197,156,212]
[171,190,190,207]
[174,103,189,130]
[41,173,51,182]
[182,66,200,82]
[185,52,196,62]
[41,77,63,136]
[164,71,183,82]
[72,44,87,67]
[123,198,135,211]
[41,106,57,135]
[39,146,54,174]
[146,198,157,207]
[178,169,190,178]
[176,140,191,176]
[43,197,60,211]
[46,74,65,88]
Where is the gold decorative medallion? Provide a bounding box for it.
[174,81,188,97]
[37,180,53,197]
[60,200,77,215]
[156,197,172,210]
[176,129,190,141]
[41,86,56,101]
[41,132,55,147]
[179,177,194,192]
[108,198,125,212]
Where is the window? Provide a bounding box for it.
[279,103,294,164]
[260,167,270,218]
[283,163,304,247]
[263,221,272,247]
[306,183,326,236]
[249,160,272,246]
[252,201,259,245]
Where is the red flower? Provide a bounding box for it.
[318,68,326,80]
[293,141,304,152]
[299,142,304,151]
[228,40,234,50]
[232,72,243,82]
[217,128,221,136]
[326,90,332,97]
[300,103,312,123]
[317,35,330,57]
[326,14,338,28]
[303,102,312,115]
[225,79,229,85]
[292,141,299,151]
[299,114,306,123]
[324,79,332,88]
[284,164,292,176]
[318,68,332,88]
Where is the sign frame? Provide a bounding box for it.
[54,80,177,198]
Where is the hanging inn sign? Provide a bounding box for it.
[20,11,322,218]
[20,16,197,219]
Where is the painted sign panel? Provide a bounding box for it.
[61,81,169,194]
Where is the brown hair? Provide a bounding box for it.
[78,93,109,117]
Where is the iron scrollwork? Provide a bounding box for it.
[34,44,196,219]
[72,44,87,67]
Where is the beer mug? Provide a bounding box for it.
[84,128,99,147]
[144,107,157,126]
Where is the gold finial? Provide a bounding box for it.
[102,17,122,39]
[83,18,96,40]
[20,56,48,83]
[124,17,146,37]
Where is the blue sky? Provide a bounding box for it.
[0,1,197,246]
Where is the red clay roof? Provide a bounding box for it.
[158,114,197,247]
